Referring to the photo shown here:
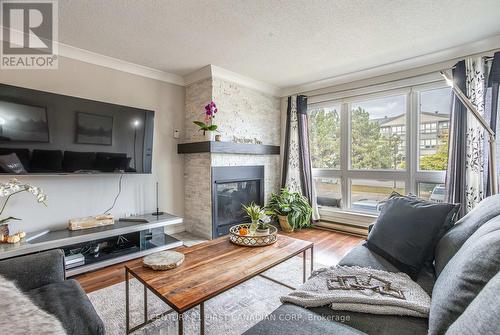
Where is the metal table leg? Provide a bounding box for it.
[302,250,306,283]
[178,313,183,335]
[200,302,205,335]
[310,245,314,274]
[144,285,148,323]
[125,268,130,334]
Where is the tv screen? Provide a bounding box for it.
[0,84,154,174]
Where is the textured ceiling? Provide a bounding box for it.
[58,0,500,88]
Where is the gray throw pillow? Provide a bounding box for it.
[434,194,500,276]
[429,218,500,335]
[0,153,27,173]
[366,194,459,278]
[445,271,500,335]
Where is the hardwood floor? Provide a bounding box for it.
[74,228,363,293]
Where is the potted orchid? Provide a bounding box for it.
[0,179,47,237]
[193,100,219,140]
[242,202,271,236]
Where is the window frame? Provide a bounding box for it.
[309,79,450,225]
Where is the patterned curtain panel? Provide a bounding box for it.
[446,57,494,215]
[282,95,320,221]
[464,57,487,211]
[486,52,500,195]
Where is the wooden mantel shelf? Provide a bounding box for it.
[177,141,280,155]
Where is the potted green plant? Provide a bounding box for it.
[266,188,312,232]
[242,202,271,236]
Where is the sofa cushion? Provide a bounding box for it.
[444,271,500,335]
[243,303,428,335]
[30,149,63,172]
[27,279,105,335]
[0,274,66,335]
[339,244,436,296]
[428,217,500,335]
[0,153,27,173]
[94,152,130,172]
[63,151,96,172]
[0,148,30,171]
[446,272,500,335]
[366,195,459,278]
[435,194,500,276]
[0,249,65,292]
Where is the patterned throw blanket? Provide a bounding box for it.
[281,266,430,318]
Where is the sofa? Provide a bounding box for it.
[0,148,135,173]
[0,249,105,335]
[244,194,500,335]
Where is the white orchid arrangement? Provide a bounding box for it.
[0,179,47,225]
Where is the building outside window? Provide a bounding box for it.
[308,80,452,225]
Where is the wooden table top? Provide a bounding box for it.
[126,234,313,313]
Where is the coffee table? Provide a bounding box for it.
[125,234,314,334]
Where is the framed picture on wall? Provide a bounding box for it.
[76,112,113,145]
[0,99,49,143]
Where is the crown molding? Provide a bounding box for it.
[58,43,185,86]
[57,44,282,96]
[280,34,500,97]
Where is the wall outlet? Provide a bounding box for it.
[173,129,180,139]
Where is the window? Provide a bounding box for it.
[418,182,446,203]
[309,79,451,220]
[309,105,341,169]
[419,87,452,171]
[314,177,342,208]
[351,179,405,213]
[350,95,406,170]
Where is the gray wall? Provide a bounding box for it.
[0,56,185,233]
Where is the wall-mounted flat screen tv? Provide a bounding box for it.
[0,84,154,174]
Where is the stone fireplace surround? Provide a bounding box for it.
[182,76,281,240]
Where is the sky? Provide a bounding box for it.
[352,87,452,120]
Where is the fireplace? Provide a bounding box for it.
[211,166,264,238]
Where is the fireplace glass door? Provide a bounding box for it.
[215,180,261,235]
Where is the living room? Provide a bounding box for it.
[0,1,499,334]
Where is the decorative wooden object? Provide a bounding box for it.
[68,214,114,231]
[142,251,184,271]
[229,224,278,247]
[0,224,8,236]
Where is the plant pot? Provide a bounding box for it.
[256,228,270,235]
[204,131,215,141]
[278,215,294,233]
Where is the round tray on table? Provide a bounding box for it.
[229,224,278,247]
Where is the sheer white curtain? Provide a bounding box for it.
[465,57,487,211]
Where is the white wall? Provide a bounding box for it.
[0,56,185,233]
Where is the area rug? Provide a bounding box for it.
[88,256,323,335]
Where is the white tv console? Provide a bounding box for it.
[0,213,183,276]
